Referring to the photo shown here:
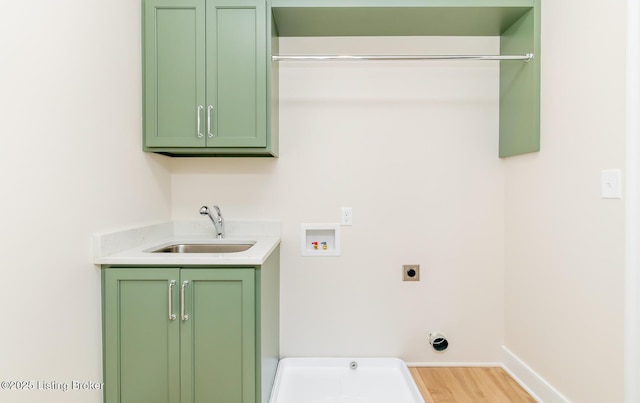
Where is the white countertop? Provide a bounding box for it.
[93,220,280,266]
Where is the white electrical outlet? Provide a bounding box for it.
[341,207,353,226]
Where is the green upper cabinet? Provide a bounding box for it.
[143,0,277,156]
[206,0,266,148]
[143,0,205,149]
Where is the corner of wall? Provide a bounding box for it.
[501,346,569,403]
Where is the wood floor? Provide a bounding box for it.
[409,367,536,403]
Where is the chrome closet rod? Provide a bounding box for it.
[272,53,533,62]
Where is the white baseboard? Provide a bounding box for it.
[406,361,503,367]
[501,346,570,403]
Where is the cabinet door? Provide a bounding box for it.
[205,0,267,147]
[144,0,206,147]
[103,268,181,403]
[180,268,256,403]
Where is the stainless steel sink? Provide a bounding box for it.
[148,242,255,254]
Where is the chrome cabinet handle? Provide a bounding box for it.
[168,280,176,321]
[197,105,204,138]
[207,105,213,138]
[181,281,189,321]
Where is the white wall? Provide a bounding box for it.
[504,1,626,402]
[171,36,506,363]
[0,1,171,402]
[0,1,629,401]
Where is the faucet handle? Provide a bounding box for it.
[213,205,222,218]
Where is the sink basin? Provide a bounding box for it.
[148,242,255,254]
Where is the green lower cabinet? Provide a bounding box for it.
[102,267,256,403]
[103,268,180,403]
[181,269,255,403]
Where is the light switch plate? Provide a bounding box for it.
[601,169,622,199]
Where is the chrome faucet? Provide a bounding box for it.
[199,205,225,239]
